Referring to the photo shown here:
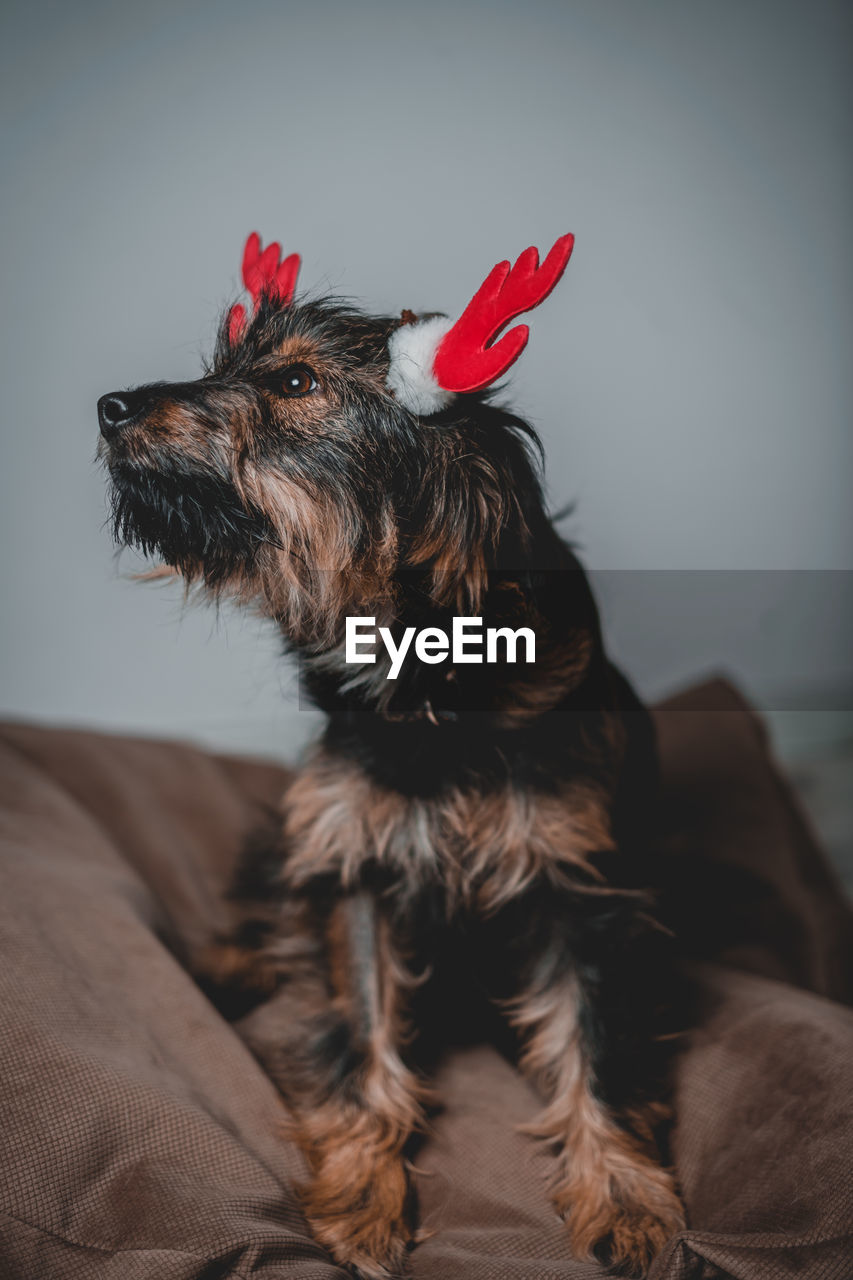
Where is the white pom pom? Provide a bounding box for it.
[386,316,456,416]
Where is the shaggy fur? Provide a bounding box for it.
[99,283,687,1278]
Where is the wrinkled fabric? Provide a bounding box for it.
[0,680,851,1279]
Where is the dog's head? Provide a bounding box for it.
[99,233,574,649]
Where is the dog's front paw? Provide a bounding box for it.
[588,1203,684,1277]
[555,1162,685,1277]
[303,1159,413,1279]
[306,1208,412,1279]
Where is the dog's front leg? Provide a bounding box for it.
[290,890,427,1279]
[501,891,685,1277]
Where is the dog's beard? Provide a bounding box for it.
[106,462,275,584]
[104,457,390,650]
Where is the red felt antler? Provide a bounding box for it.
[227,232,301,344]
[432,233,575,393]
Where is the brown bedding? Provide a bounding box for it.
[0,680,851,1279]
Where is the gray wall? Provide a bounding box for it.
[1,0,850,762]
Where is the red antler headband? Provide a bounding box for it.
[227,232,301,344]
[386,233,575,416]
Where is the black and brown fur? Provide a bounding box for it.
[99,282,687,1277]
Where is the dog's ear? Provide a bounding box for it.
[404,409,545,612]
[405,452,510,611]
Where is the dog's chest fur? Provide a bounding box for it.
[282,745,615,914]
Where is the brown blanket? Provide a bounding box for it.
[0,680,851,1279]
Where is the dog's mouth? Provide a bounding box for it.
[106,460,275,582]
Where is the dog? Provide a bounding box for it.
[98,232,686,1278]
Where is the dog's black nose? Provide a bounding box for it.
[98,389,149,439]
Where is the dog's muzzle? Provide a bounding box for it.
[97,387,152,441]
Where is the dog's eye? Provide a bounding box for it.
[280,364,317,397]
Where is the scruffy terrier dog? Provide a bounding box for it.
[99,232,686,1277]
